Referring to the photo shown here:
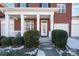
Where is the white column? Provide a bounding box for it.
[49,14,54,38]
[50,14,54,31]
[21,14,24,36]
[37,14,40,31]
[5,14,9,37]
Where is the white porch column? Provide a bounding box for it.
[50,14,54,31]
[5,14,9,37]
[37,14,40,31]
[49,14,54,38]
[21,14,24,36]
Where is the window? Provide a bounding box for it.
[25,20,34,31]
[40,3,49,8]
[57,4,66,13]
[20,3,28,7]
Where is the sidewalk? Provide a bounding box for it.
[67,37,79,49]
[67,37,79,55]
[37,37,59,56]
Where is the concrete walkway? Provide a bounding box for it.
[38,37,59,56]
[67,37,79,55]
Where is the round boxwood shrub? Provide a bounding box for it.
[1,37,13,47]
[12,37,24,47]
[23,30,40,48]
[52,29,68,49]
[0,36,5,46]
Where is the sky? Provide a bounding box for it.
[72,3,79,16]
[4,3,79,16]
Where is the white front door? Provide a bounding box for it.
[41,20,47,36]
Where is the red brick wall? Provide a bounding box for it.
[50,3,57,7]
[14,19,21,30]
[54,3,72,23]
[28,3,40,7]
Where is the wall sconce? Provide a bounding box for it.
[0,8,5,13]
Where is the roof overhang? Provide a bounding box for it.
[0,7,58,15]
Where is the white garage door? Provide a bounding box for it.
[71,24,79,37]
[71,20,79,37]
[54,23,69,36]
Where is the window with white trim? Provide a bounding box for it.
[25,20,34,31]
[57,4,66,13]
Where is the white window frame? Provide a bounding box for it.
[57,4,66,13]
[25,20,34,31]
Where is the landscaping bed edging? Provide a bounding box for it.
[56,46,77,56]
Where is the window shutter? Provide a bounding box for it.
[40,3,42,7]
[26,3,29,7]
[15,3,20,7]
[48,3,51,7]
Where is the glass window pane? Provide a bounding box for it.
[42,3,48,7]
[26,20,34,30]
[57,4,66,13]
[20,3,26,7]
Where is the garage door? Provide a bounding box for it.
[71,19,79,37]
[71,24,79,37]
[54,23,69,36]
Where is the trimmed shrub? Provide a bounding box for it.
[19,37,24,45]
[0,36,5,46]
[1,37,13,47]
[52,29,68,49]
[12,37,24,47]
[23,30,40,48]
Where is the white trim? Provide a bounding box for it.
[3,8,57,15]
[37,14,40,31]
[50,14,54,31]
[41,20,48,36]
[21,14,24,36]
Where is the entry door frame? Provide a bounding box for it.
[40,19,48,37]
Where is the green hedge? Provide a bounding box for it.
[1,37,13,47]
[12,37,24,47]
[23,30,40,48]
[0,36,5,46]
[52,29,68,49]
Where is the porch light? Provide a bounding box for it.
[0,8,5,13]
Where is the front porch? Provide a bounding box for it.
[1,8,57,37]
